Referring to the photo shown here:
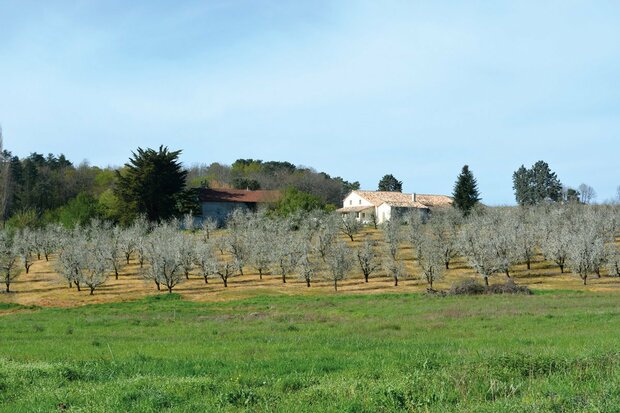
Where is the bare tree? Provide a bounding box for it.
[195,241,215,284]
[14,229,36,274]
[179,233,196,279]
[340,214,362,242]
[356,237,380,283]
[605,243,620,277]
[0,232,21,292]
[459,215,501,286]
[298,239,320,287]
[56,229,84,291]
[513,209,539,270]
[142,223,185,293]
[211,255,235,287]
[313,212,339,261]
[247,215,276,280]
[578,183,596,204]
[199,217,218,241]
[426,208,461,269]
[273,219,304,284]
[382,217,406,286]
[417,235,445,290]
[225,210,251,275]
[78,232,112,295]
[325,241,352,291]
[566,209,607,285]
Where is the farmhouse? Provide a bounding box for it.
[337,190,453,224]
[199,188,281,225]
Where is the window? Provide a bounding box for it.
[359,200,361,205]
[355,212,360,218]
[362,213,366,218]
[349,200,352,205]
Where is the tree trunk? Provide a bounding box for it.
[559,264,564,273]
[364,273,369,283]
[394,276,398,287]
[45,253,49,261]
[349,234,354,242]
[37,252,41,260]
[306,279,311,287]
[167,285,173,293]
[185,271,189,279]
[25,265,29,274]
[203,276,208,284]
[282,273,286,284]
[484,276,489,287]
[223,277,228,288]
[583,276,587,285]
[505,269,511,278]
[155,281,160,291]
[526,260,531,270]
[115,269,119,280]
[334,279,338,291]
[5,282,9,293]
[259,270,263,281]
[429,279,433,290]
[445,261,450,270]
[90,287,95,295]
[76,281,81,292]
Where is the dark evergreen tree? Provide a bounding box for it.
[452,165,480,215]
[115,146,189,223]
[378,174,402,192]
[513,161,562,206]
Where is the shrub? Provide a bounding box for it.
[448,278,531,295]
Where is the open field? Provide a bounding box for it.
[1,292,620,412]
[1,227,620,308]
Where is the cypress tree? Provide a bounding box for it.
[452,165,480,215]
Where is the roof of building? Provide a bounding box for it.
[349,190,452,209]
[199,188,281,203]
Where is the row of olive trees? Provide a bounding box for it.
[2,204,619,295]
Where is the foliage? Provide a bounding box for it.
[452,165,480,215]
[272,187,326,216]
[377,174,402,192]
[115,146,190,223]
[513,161,563,206]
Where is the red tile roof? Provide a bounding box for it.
[199,188,281,203]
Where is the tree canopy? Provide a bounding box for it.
[452,165,480,215]
[378,174,402,192]
[513,161,562,206]
[115,146,191,223]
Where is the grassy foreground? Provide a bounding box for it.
[1,292,620,412]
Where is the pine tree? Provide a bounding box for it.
[512,161,562,206]
[378,174,402,192]
[115,146,190,223]
[452,165,480,215]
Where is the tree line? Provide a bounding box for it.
[1,203,618,295]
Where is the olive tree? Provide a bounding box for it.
[247,215,276,280]
[194,241,215,284]
[273,219,304,284]
[78,232,112,295]
[356,236,380,283]
[199,217,218,241]
[179,233,196,279]
[382,217,406,286]
[211,254,235,287]
[605,243,620,277]
[459,214,501,286]
[0,232,21,292]
[325,241,352,291]
[142,223,185,293]
[427,208,461,270]
[541,207,572,273]
[56,230,85,291]
[313,212,340,261]
[298,239,321,287]
[417,234,445,290]
[14,228,37,274]
[340,214,362,242]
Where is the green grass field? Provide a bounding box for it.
[1,291,620,412]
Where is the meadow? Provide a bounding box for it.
[1,291,620,412]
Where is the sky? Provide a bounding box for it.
[1,0,619,205]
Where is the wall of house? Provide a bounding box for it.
[376,203,392,224]
[342,192,374,208]
[201,202,253,226]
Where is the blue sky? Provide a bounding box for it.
[1,1,619,204]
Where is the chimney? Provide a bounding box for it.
[412,193,417,202]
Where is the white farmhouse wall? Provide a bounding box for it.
[342,192,374,208]
[376,203,392,224]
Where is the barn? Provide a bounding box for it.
[199,188,281,225]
